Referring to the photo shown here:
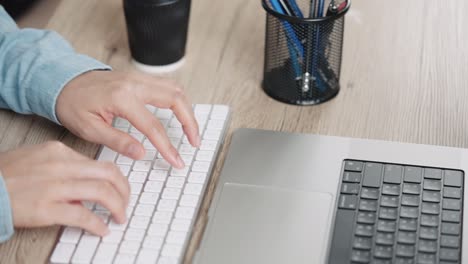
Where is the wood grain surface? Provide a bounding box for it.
[1,0,468,263]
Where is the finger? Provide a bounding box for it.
[119,99,184,168]
[54,179,127,224]
[50,203,109,236]
[49,160,131,206]
[87,119,145,160]
[136,79,200,147]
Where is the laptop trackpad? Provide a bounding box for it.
[198,183,333,264]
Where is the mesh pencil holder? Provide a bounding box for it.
[262,0,350,105]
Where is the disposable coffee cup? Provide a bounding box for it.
[123,0,191,73]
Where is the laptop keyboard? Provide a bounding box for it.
[329,160,464,264]
[50,104,229,264]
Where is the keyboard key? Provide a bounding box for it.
[148,223,169,237]
[343,171,362,183]
[442,198,461,211]
[50,243,75,263]
[441,223,460,235]
[418,239,437,253]
[196,150,215,162]
[180,194,199,207]
[419,227,438,240]
[124,228,146,242]
[423,179,441,191]
[404,166,422,183]
[134,204,155,217]
[116,155,133,165]
[135,249,159,264]
[155,109,173,119]
[359,199,378,212]
[421,202,440,215]
[420,214,439,227]
[357,211,375,225]
[171,219,191,232]
[153,159,171,170]
[144,181,164,193]
[162,187,182,200]
[379,208,398,220]
[92,243,118,264]
[129,171,148,183]
[72,234,100,263]
[397,231,416,244]
[114,253,136,264]
[344,161,363,172]
[363,163,383,188]
[166,230,188,245]
[200,139,217,151]
[442,210,460,223]
[129,216,150,229]
[60,227,82,244]
[341,183,359,194]
[176,206,196,220]
[338,195,358,210]
[380,195,399,208]
[117,165,131,177]
[170,166,190,177]
[203,129,222,140]
[443,187,461,199]
[142,235,164,249]
[158,256,179,264]
[401,194,420,207]
[184,183,203,195]
[211,105,229,119]
[444,170,463,187]
[383,164,402,184]
[152,211,173,224]
[353,236,372,249]
[374,245,393,259]
[149,170,168,182]
[130,183,143,195]
[161,244,183,257]
[422,191,441,203]
[355,224,374,237]
[139,192,160,205]
[439,248,460,262]
[133,161,152,172]
[361,188,379,200]
[192,161,211,173]
[440,235,460,248]
[119,240,140,254]
[400,206,419,219]
[382,184,400,196]
[424,168,442,179]
[417,253,436,264]
[98,147,118,162]
[166,177,185,188]
[395,244,415,258]
[350,250,371,263]
[395,257,414,264]
[102,230,124,243]
[402,183,420,195]
[377,220,396,233]
[158,199,178,212]
[375,232,394,246]
[188,172,207,184]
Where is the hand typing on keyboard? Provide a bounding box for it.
[56,70,201,169]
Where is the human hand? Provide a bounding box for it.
[0,141,130,236]
[56,71,200,169]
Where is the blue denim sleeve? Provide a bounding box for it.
[0,170,13,243]
[0,6,111,124]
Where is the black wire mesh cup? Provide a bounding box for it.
[262,0,350,105]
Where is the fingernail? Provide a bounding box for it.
[176,154,185,168]
[127,144,142,159]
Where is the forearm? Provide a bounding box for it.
[0,6,111,124]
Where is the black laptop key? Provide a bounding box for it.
[359,199,378,212]
[383,164,403,184]
[377,220,397,233]
[441,222,460,235]
[423,179,441,191]
[374,245,393,259]
[363,163,383,188]
[422,191,441,203]
[344,160,363,172]
[328,209,356,264]
[350,249,371,263]
[419,227,438,240]
[418,239,437,253]
[439,248,460,262]
[421,202,440,215]
[397,231,416,244]
[341,183,360,194]
[380,195,399,208]
[382,184,401,196]
[353,236,372,250]
[357,212,376,224]
[399,218,418,231]
[343,171,362,183]
[440,235,460,248]
[355,224,374,237]
[373,259,391,264]
[375,232,395,246]
[379,208,398,220]
[404,166,422,183]
[424,168,442,179]
[420,214,439,227]
[417,253,437,264]
[442,198,461,211]
[401,194,420,207]
[443,187,461,199]
[338,195,358,210]
[442,210,460,223]
[395,257,414,264]
[360,188,379,200]
[400,206,419,219]
[403,183,421,195]
[444,170,463,187]
[395,244,415,258]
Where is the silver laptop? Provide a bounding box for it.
[194,128,466,264]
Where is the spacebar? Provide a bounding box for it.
[328,209,356,264]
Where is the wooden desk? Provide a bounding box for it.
[1,0,468,263]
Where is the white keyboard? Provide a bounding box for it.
[50,104,230,264]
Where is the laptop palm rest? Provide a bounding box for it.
[198,183,333,264]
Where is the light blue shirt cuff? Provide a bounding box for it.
[0,171,14,243]
[26,54,111,124]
